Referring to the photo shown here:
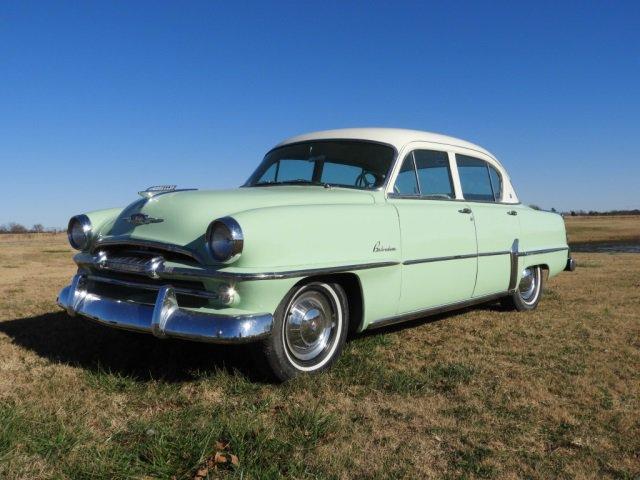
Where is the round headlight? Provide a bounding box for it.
[206,217,243,263]
[67,215,92,250]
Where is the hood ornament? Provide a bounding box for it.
[138,185,177,198]
[138,185,198,199]
[127,213,164,226]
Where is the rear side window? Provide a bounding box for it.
[413,150,454,198]
[456,155,499,202]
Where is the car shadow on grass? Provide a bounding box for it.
[0,300,507,384]
[0,311,266,383]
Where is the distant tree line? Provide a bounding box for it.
[527,206,639,216]
[564,209,640,217]
[0,223,61,234]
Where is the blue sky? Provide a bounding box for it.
[1,1,638,228]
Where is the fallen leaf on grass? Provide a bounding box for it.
[192,441,240,479]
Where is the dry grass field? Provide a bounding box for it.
[565,215,640,244]
[0,216,639,479]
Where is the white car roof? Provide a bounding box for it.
[277,128,497,162]
[276,127,519,203]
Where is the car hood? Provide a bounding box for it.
[99,186,376,260]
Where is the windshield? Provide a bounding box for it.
[245,140,395,190]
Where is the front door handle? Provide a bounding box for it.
[458,208,472,214]
[507,210,518,216]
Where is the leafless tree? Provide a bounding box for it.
[8,222,27,233]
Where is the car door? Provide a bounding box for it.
[388,148,478,315]
[455,153,520,297]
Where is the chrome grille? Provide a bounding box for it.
[80,244,217,307]
[103,255,160,275]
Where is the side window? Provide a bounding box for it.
[413,150,454,198]
[456,155,495,202]
[393,153,420,195]
[488,165,502,201]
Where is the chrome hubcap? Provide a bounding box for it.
[285,291,335,361]
[519,267,537,302]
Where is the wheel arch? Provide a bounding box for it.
[291,272,364,337]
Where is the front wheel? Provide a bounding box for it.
[503,265,544,311]
[262,281,349,382]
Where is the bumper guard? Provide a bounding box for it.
[56,274,273,344]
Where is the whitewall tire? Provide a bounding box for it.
[263,281,349,382]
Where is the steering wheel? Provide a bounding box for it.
[355,172,377,188]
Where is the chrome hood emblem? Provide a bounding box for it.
[137,185,198,199]
[127,213,164,226]
[138,185,177,198]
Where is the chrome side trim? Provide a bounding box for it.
[518,246,569,256]
[86,274,219,300]
[404,253,476,265]
[368,291,507,330]
[403,250,510,266]
[478,250,511,258]
[76,252,399,281]
[173,261,401,281]
[57,274,272,344]
[508,239,520,292]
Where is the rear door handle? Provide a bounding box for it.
[507,210,518,216]
[458,208,472,214]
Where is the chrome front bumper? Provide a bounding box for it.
[56,274,273,344]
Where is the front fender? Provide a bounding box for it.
[231,203,401,270]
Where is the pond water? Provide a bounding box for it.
[570,242,640,253]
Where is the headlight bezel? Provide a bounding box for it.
[206,216,244,264]
[67,214,93,250]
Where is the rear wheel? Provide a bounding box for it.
[502,265,543,311]
[263,282,349,382]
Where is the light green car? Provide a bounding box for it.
[57,128,576,381]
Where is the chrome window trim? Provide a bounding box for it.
[386,193,522,205]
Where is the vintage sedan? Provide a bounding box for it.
[58,128,576,381]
